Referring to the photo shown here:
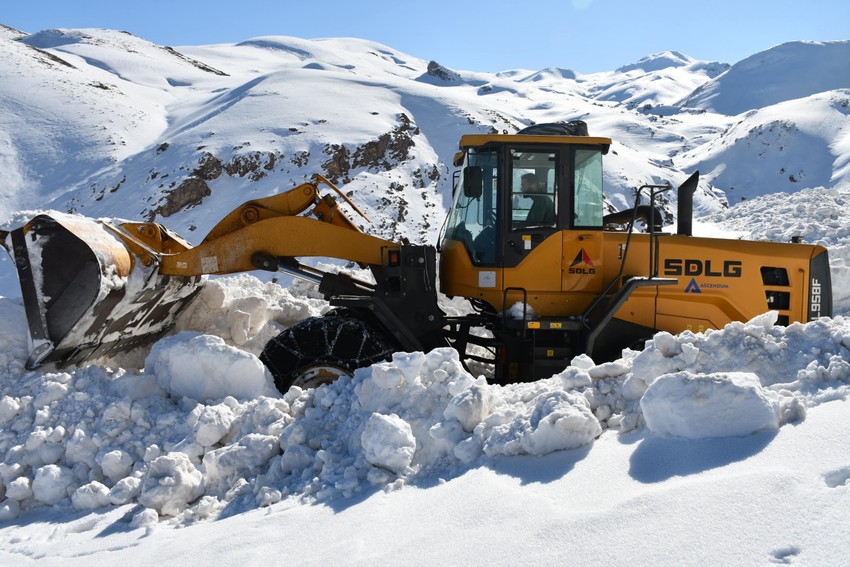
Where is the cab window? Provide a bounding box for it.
[511,150,557,230]
[574,149,603,227]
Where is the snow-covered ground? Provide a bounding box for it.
[0,186,850,565]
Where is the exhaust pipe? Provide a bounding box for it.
[677,171,699,236]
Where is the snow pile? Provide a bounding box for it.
[1,278,850,526]
[171,274,330,356]
[707,186,850,312]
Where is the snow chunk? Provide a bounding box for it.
[505,301,537,320]
[190,404,236,447]
[32,464,73,505]
[203,434,279,489]
[100,449,133,482]
[361,413,416,474]
[0,396,21,426]
[641,371,780,438]
[480,390,602,457]
[6,476,32,501]
[444,384,495,432]
[138,453,204,516]
[145,332,275,402]
[109,477,142,505]
[72,481,111,510]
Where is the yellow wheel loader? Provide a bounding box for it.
[1,121,833,392]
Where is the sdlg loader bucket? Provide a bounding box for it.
[1,213,204,369]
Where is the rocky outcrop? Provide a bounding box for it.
[322,145,351,183]
[151,177,211,219]
[426,61,460,82]
[321,114,419,184]
[223,151,276,181]
[134,113,433,221]
[194,152,223,181]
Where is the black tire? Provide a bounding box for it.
[260,314,397,393]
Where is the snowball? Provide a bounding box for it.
[72,481,111,510]
[641,372,780,439]
[361,413,416,474]
[100,450,133,482]
[6,476,32,501]
[32,464,74,505]
[145,332,274,402]
[138,453,204,517]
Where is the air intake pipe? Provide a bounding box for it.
[677,171,699,236]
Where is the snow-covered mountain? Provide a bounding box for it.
[1,28,849,246]
[680,40,850,115]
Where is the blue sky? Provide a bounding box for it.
[3,0,848,73]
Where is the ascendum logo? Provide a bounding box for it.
[568,249,596,274]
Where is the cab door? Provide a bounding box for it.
[562,149,605,309]
[502,148,562,301]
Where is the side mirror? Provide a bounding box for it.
[463,166,483,199]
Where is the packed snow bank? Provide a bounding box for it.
[1,277,850,525]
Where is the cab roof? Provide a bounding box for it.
[454,134,612,166]
[459,133,612,147]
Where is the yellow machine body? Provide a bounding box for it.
[1,122,834,383]
[440,230,826,334]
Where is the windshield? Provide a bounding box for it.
[442,148,500,265]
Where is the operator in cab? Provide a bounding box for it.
[520,173,555,225]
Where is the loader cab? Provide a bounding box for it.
[439,127,611,310]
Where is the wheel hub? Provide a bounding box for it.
[293,365,351,389]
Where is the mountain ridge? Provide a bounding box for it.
[1,27,848,246]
